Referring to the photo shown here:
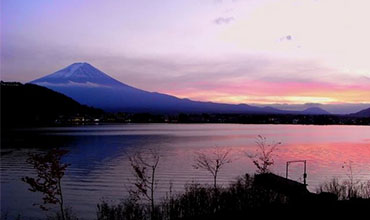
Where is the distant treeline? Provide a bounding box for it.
[105,112,370,125]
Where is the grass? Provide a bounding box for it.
[96,173,370,220]
[3,173,370,220]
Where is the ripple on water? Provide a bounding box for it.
[1,124,370,219]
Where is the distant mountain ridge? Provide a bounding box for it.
[301,107,331,115]
[30,62,331,115]
[349,107,370,117]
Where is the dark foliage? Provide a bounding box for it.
[22,149,70,220]
[47,207,79,220]
[97,174,293,220]
[97,198,147,220]
[97,172,370,220]
[1,81,103,129]
[317,178,370,200]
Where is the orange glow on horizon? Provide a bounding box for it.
[160,81,370,105]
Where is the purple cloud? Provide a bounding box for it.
[213,16,234,25]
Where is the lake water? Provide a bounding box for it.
[1,124,370,219]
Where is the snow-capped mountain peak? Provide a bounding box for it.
[30,62,126,87]
[47,62,88,78]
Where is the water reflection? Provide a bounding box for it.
[1,124,370,219]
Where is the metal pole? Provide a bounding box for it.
[286,162,289,179]
[303,160,307,186]
[286,160,307,186]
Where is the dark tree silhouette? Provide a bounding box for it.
[193,149,232,188]
[128,149,160,220]
[248,135,281,174]
[22,149,70,220]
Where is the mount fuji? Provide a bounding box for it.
[30,63,328,114]
[30,62,127,88]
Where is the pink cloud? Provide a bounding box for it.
[161,79,370,104]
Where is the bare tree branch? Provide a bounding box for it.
[247,135,281,174]
[193,148,232,188]
[128,149,160,219]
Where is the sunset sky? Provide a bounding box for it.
[1,0,370,111]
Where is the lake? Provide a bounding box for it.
[1,124,370,219]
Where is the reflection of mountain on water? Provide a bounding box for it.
[4,128,255,176]
[58,135,172,177]
[41,134,243,179]
[3,131,170,176]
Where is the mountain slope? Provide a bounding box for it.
[348,107,370,117]
[30,62,327,114]
[301,107,331,115]
[29,63,281,113]
[1,81,103,127]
